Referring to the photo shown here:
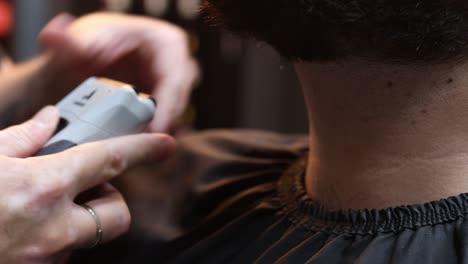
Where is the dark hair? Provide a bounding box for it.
[202,0,468,64]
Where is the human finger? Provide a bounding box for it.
[150,59,199,132]
[37,133,176,194]
[0,106,59,157]
[71,184,130,248]
[38,13,78,57]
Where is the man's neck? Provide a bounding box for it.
[295,60,468,210]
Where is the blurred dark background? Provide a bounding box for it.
[3,0,307,134]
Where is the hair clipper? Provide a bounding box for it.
[35,77,156,156]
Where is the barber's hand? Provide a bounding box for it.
[0,106,175,263]
[38,12,199,133]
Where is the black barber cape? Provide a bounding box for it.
[71,130,468,264]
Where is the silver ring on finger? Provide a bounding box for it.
[80,204,103,248]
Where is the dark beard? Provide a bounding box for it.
[202,0,468,64]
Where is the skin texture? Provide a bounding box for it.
[295,60,468,210]
[0,105,176,264]
[201,0,468,210]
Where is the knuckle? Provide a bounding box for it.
[23,229,71,261]
[3,123,38,152]
[163,26,190,52]
[175,29,189,45]
[0,160,36,215]
[21,244,50,262]
[164,23,187,41]
[104,146,127,176]
[31,176,69,205]
[39,231,64,254]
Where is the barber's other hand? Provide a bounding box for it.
[0,106,175,264]
[39,12,198,133]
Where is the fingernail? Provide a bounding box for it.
[33,106,57,126]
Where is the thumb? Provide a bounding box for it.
[0,106,60,158]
